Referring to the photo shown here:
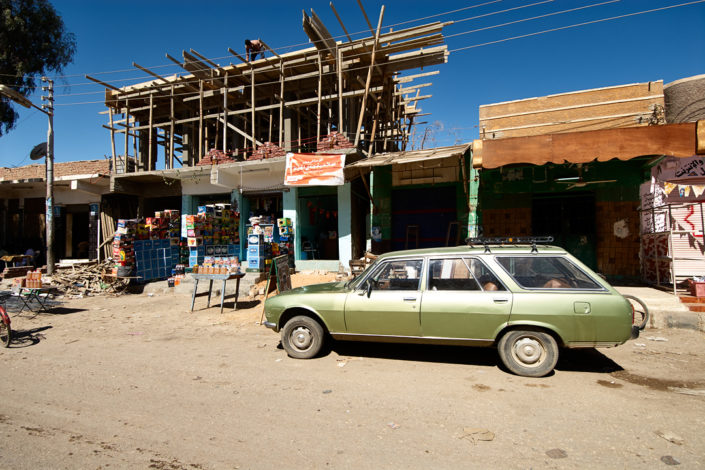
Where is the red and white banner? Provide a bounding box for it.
[284,152,345,186]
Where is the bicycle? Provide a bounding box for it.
[623,294,649,330]
[0,293,12,347]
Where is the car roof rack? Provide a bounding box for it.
[465,236,554,253]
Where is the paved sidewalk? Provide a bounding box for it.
[615,285,704,331]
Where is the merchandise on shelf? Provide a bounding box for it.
[185,204,240,267]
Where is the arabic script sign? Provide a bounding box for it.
[284,153,345,186]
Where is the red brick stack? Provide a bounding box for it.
[250,142,286,160]
[317,132,354,151]
[198,149,238,166]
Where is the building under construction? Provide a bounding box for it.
[94,5,451,173]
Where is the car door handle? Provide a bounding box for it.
[403,297,417,302]
[493,297,510,303]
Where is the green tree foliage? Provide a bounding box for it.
[0,0,76,136]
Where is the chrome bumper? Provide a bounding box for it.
[263,321,277,331]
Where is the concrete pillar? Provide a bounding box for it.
[283,109,293,152]
[283,188,299,259]
[337,183,352,271]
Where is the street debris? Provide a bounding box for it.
[459,428,495,444]
[655,430,684,445]
[660,455,681,466]
[645,336,669,342]
[322,389,332,394]
[545,448,568,459]
[387,422,400,430]
[51,260,131,296]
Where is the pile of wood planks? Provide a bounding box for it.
[51,261,130,296]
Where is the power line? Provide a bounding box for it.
[450,0,705,53]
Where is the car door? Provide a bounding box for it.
[421,257,512,341]
[344,258,424,337]
[495,255,599,344]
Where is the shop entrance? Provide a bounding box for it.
[391,185,457,251]
[532,193,597,270]
[298,188,339,260]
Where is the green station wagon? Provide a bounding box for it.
[263,240,638,377]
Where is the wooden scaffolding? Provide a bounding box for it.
[92,3,451,174]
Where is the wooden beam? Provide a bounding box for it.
[357,0,375,36]
[198,80,204,162]
[132,62,169,84]
[228,47,248,64]
[108,108,116,171]
[354,5,385,148]
[190,49,220,68]
[148,93,154,170]
[85,74,120,92]
[217,117,263,146]
[330,2,353,42]
[251,67,256,154]
[170,84,175,169]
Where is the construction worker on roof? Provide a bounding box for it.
[245,39,264,62]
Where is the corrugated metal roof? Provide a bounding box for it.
[346,143,472,168]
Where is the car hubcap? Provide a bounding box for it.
[513,337,544,366]
[291,326,313,351]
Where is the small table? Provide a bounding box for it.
[190,272,245,314]
[16,286,54,313]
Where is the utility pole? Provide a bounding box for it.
[41,78,55,275]
[0,80,56,275]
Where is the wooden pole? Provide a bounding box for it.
[317,52,323,148]
[108,107,117,172]
[223,74,229,153]
[198,80,204,163]
[148,93,154,170]
[169,85,175,169]
[353,5,385,148]
[337,46,343,134]
[250,67,256,158]
[279,63,284,146]
[123,106,129,173]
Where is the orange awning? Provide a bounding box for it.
[476,122,699,169]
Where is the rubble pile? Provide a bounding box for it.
[52,260,131,296]
[251,142,286,160]
[317,132,354,151]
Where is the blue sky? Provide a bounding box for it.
[0,0,703,167]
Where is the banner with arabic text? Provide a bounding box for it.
[284,152,345,186]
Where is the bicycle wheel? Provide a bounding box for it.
[623,294,649,330]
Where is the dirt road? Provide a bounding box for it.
[1,277,704,469]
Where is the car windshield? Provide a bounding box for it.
[496,255,602,289]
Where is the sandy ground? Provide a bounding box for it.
[1,273,704,469]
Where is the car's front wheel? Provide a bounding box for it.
[281,315,325,359]
[498,329,559,377]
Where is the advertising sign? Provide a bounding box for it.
[284,153,345,186]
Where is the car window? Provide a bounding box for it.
[427,257,506,291]
[496,256,602,289]
[428,258,480,291]
[371,259,423,291]
[468,258,506,291]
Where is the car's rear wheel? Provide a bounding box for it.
[498,329,558,377]
[281,315,325,359]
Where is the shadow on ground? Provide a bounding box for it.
[319,341,623,375]
[8,325,53,348]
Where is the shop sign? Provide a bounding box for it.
[284,153,345,186]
